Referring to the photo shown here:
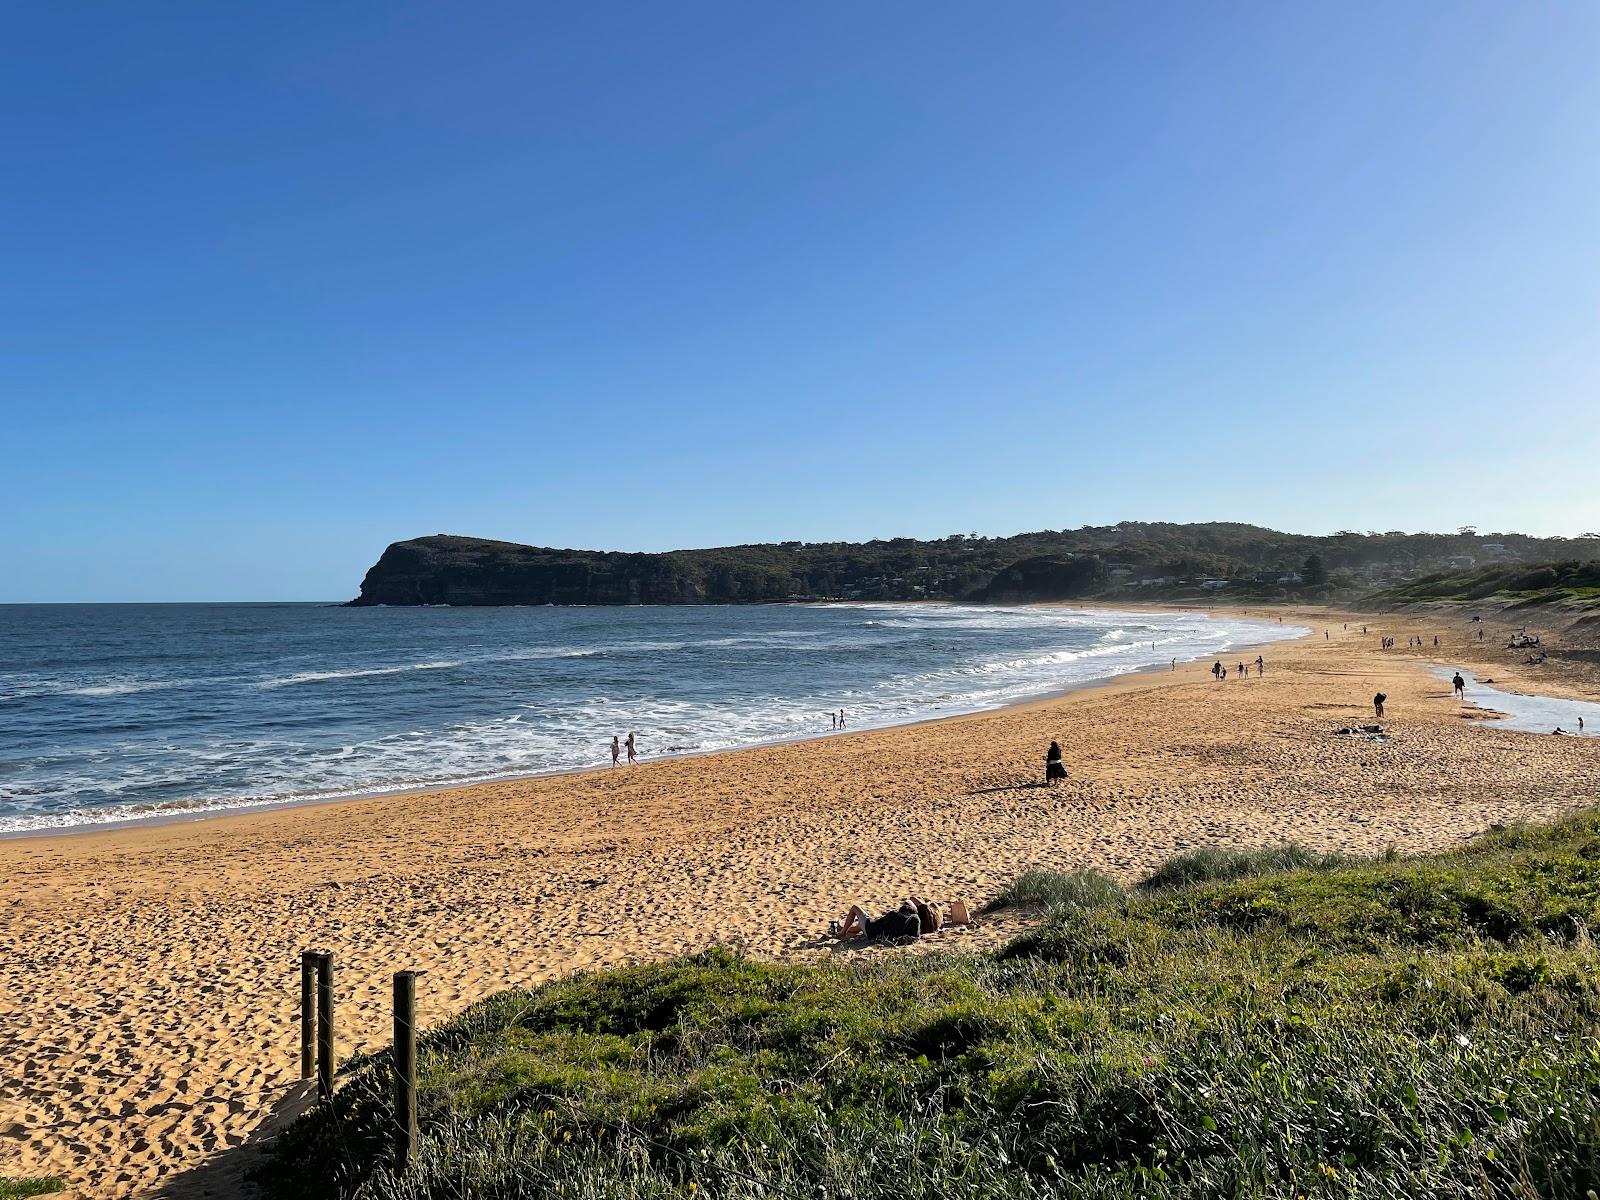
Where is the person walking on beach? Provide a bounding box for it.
[1212,661,1223,681]
[626,731,637,764]
[610,735,621,767]
[1452,672,1466,700]
[1373,692,1387,719]
[1044,740,1067,785]
[1255,655,1265,675]
[838,708,846,729]
[829,711,837,730]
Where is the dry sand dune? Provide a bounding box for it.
[2,606,1597,1197]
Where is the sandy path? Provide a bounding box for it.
[2,607,1596,1197]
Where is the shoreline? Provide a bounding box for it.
[0,604,1308,842]
[6,601,1598,1196]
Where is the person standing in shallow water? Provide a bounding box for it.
[626,731,637,764]
[610,736,621,767]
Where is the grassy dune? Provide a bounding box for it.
[258,815,1600,1199]
[1366,559,1600,609]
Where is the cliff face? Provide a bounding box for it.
[349,537,711,606]
[978,556,1105,603]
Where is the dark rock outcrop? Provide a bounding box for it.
[978,556,1105,602]
[349,537,711,606]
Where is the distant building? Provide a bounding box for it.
[1200,579,1229,591]
[1276,572,1303,585]
[1447,555,1476,570]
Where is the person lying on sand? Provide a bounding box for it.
[832,897,972,941]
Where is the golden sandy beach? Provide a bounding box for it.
[3,605,1598,1197]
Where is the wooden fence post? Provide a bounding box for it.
[393,970,418,1167]
[316,950,335,1101]
[299,950,317,1079]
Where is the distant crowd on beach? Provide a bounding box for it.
[1365,618,1593,735]
[1210,655,1266,680]
[609,612,1594,783]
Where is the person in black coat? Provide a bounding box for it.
[1045,740,1067,784]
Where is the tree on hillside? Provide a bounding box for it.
[1303,553,1329,586]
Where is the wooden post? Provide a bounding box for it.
[393,970,418,1168]
[299,950,317,1079]
[316,950,335,1101]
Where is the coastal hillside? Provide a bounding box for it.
[257,811,1600,1199]
[1365,559,1600,612]
[349,526,1598,606]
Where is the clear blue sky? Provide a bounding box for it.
[3,3,1596,601]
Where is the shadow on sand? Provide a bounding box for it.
[965,780,1051,796]
[145,1080,316,1200]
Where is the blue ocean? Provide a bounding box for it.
[0,603,1304,833]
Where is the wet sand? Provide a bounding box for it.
[2,605,1596,1197]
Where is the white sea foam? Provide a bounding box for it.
[258,661,459,688]
[68,679,195,697]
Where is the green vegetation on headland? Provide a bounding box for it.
[348,524,1600,605]
[258,811,1600,1199]
[1366,560,1600,611]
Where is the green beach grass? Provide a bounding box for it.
[0,1179,65,1200]
[257,813,1600,1199]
